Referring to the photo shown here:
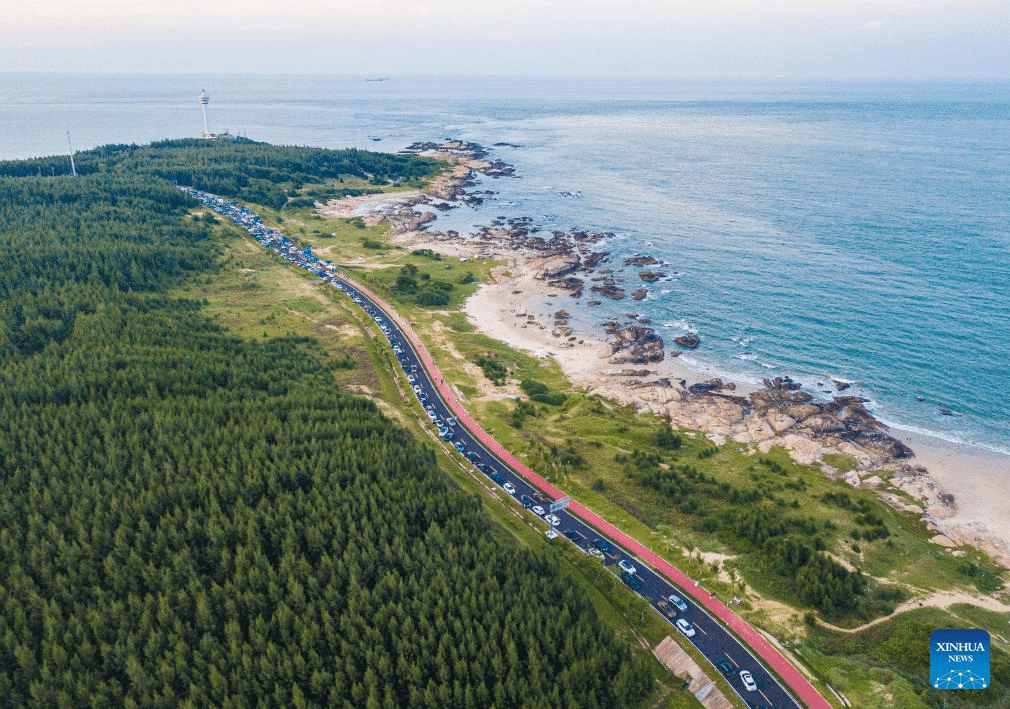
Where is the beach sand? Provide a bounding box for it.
[319,146,1010,570]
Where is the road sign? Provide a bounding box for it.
[550,497,571,514]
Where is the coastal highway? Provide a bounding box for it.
[184,186,830,709]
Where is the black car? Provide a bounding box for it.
[714,658,734,677]
[563,530,582,543]
[620,572,643,592]
[593,538,611,554]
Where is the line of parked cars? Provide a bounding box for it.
[189,185,769,707]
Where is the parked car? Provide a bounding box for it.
[593,538,611,554]
[454,442,466,453]
[563,530,582,543]
[587,547,605,561]
[676,618,696,638]
[667,593,689,613]
[521,495,533,509]
[531,505,545,516]
[739,670,757,692]
[656,599,677,619]
[620,572,643,592]
[544,514,560,527]
[445,417,458,428]
[617,559,637,575]
[503,482,516,495]
[714,658,734,677]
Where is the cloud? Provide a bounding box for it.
[860,19,884,31]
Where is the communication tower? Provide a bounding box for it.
[199,90,212,138]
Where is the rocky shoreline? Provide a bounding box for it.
[317,140,1010,569]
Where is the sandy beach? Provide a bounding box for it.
[319,142,1010,570]
[461,261,1010,567]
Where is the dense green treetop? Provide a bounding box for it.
[0,138,442,209]
[0,147,649,708]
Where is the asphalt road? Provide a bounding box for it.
[186,186,804,709]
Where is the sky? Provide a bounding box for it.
[1,0,1007,78]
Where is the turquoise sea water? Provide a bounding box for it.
[3,74,1008,453]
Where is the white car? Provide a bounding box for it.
[739,670,756,691]
[531,505,545,516]
[676,618,696,638]
[503,482,516,495]
[667,593,689,612]
[617,559,637,575]
[587,548,605,561]
[544,514,561,527]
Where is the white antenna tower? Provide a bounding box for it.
[67,131,77,177]
[199,89,212,138]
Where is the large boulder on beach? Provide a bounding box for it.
[609,324,665,364]
[535,253,581,279]
[800,413,848,434]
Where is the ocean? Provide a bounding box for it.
[3,74,1008,454]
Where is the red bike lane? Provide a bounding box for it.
[349,278,831,709]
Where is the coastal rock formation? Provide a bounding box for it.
[547,277,584,298]
[583,252,609,270]
[638,270,663,282]
[675,333,702,349]
[603,320,665,364]
[632,288,648,301]
[591,279,626,299]
[624,255,659,267]
[535,253,581,280]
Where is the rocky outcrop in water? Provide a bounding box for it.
[547,277,584,298]
[675,333,701,349]
[638,271,663,282]
[624,255,659,267]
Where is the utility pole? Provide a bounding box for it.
[67,132,77,177]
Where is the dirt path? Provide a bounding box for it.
[817,590,1007,634]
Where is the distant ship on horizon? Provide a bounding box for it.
[365,77,390,82]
